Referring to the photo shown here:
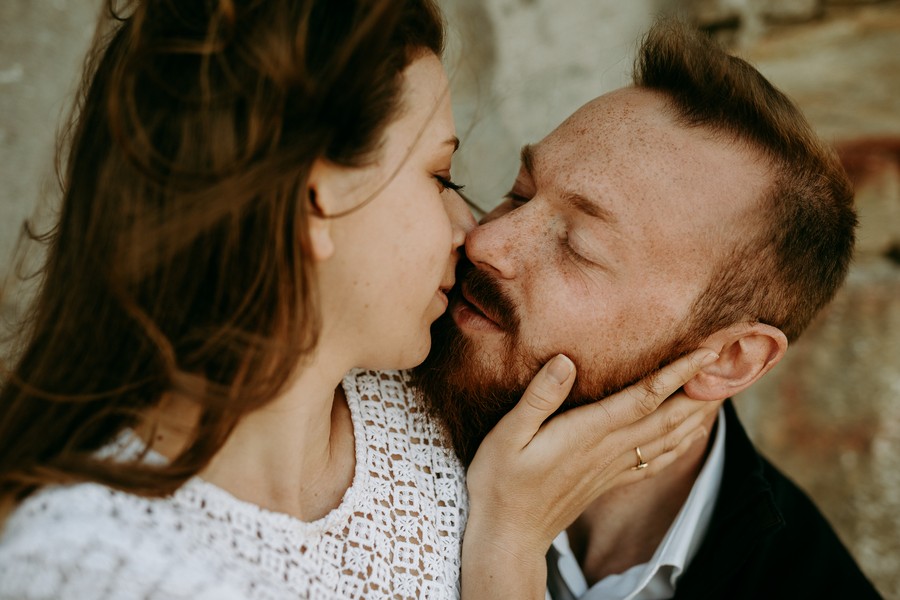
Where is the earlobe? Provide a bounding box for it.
[306,162,335,262]
[307,192,334,262]
[683,323,788,401]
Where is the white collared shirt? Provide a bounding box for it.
[547,408,726,600]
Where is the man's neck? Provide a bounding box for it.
[566,409,718,584]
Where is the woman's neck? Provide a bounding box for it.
[204,381,356,520]
[145,348,359,521]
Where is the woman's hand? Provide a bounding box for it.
[460,348,719,599]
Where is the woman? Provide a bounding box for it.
[0,1,715,598]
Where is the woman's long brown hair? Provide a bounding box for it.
[0,0,444,518]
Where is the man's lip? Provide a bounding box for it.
[459,282,502,328]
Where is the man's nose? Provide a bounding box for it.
[465,209,523,279]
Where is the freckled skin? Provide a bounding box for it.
[460,86,771,397]
[314,54,475,371]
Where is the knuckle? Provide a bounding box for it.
[630,462,654,481]
[649,371,672,398]
[637,379,663,414]
[573,433,596,457]
[590,401,616,431]
[525,384,557,411]
[575,405,616,454]
[663,431,680,454]
[664,409,687,434]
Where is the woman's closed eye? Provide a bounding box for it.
[435,174,465,193]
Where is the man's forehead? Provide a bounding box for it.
[541,88,671,153]
[520,90,673,212]
[522,87,770,242]
[518,143,618,224]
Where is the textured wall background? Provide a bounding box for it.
[0,0,94,320]
[1,0,898,596]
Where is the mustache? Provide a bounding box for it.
[457,258,521,333]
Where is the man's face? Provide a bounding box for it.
[416,87,770,464]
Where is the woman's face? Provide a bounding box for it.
[316,52,475,370]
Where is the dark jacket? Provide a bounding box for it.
[673,401,882,599]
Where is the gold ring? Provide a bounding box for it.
[632,446,649,470]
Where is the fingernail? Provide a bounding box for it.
[548,354,574,385]
[700,350,719,367]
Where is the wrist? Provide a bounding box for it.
[461,528,548,600]
[462,508,549,567]
[467,494,561,550]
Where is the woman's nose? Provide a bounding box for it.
[447,190,477,250]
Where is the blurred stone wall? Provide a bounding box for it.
[0,0,95,320]
[1,0,898,596]
[721,4,900,595]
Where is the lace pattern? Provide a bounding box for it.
[0,370,468,599]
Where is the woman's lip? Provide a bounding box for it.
[435,282,454,309]
[435,287,450,310]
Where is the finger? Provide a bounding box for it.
[572,394,702,469]
[611,392,713,452]
[578,348,718,433]
[620,424,710,485]
[625,398,719,462]
[600,400,718,488]
[491,354,576,448]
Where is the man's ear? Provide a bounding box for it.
[306,160,335,262]
[683,323,788,401]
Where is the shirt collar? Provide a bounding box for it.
[550,407,727,600]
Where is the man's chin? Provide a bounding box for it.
[412,313,526,465]
[414,293,706,466]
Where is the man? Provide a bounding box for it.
[415,20,881,599]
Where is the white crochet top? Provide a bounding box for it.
[0,370,468,599]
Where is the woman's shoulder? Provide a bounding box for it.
[0,483,244,600]
[2,481,140,538]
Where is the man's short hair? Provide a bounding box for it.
[634,21,856,343]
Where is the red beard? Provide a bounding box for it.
[412,257,698,466]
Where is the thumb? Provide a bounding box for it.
[493,354,576,448]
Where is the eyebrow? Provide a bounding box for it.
[519,144,618,225]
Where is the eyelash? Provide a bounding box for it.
[435,175,465,193]
[503,188,596,266]
[562,232,592,265]
[504,192,530,206]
